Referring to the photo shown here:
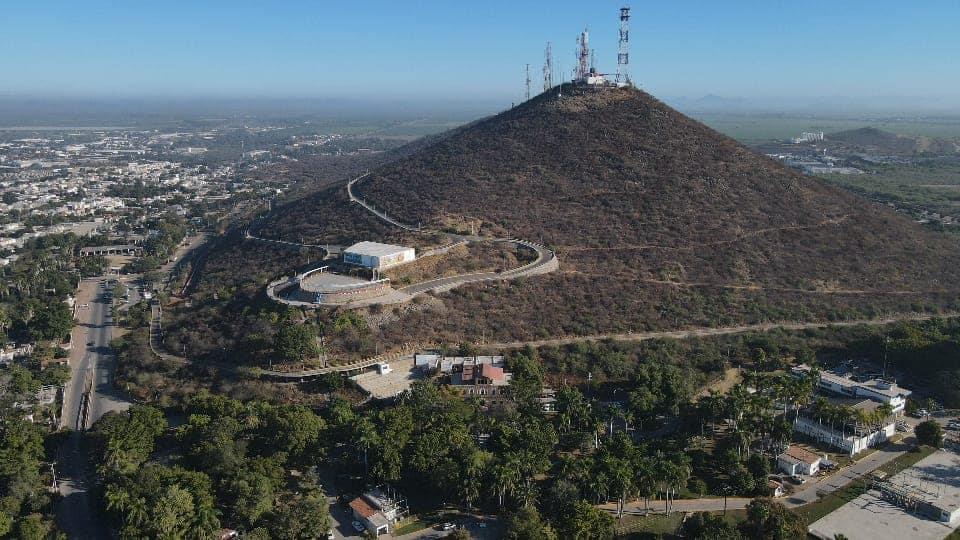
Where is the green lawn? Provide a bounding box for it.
[614,509,747,539]
[392,510,462,536]
[614,513,685,538]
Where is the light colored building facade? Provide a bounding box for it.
[792,364,911,413]
[777,445,822,476]
[343,241,415,270]
[347,489,403,537]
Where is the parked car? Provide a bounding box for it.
[351,521,365,533]
[326,530,335,540]
[441,523,456,531]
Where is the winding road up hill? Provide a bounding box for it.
[262,85,960,345]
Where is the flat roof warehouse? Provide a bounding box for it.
[344,241,412,258]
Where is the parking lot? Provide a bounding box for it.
[808,448,960,539]
[351,358,421,399]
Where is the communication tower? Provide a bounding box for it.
[525,64,531,100]
[542,42,553,92]
[576,28,590,80]
[616,6,631,86]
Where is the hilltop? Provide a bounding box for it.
[827,126,960,156]
[252,85,960,345]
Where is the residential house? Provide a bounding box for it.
[777,445,822,476]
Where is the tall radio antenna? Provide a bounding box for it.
[616,6,631,86]
[557,58,563,98]
[542,42,553,92]
[576,28,590,80]
[525,64,531,100]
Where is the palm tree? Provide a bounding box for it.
[876,403,894,427]
[608,458,634,518]
[493,458,521,508]
[461,450,491,509]
[669,457,692,512]
[653,455,675,512]
[352,416,377,477]
[633,458,655,514]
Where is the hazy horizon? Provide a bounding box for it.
[3,0,958,111]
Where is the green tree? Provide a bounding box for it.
[508,353,545,409]
[739,497,805,540]
[0,512,12,537]
[270,492,330,540]
[13,513,53,540]
[563,500,614,540]
[915,420,943,447]
[273,322,319,363]
[30,301,73,341]
[503,505,558,540]
[681,512,742,539]
[257,404,326,460]
[94,406,167,477]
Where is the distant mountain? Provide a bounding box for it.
[827,127,960,156]
[261,85,960,344]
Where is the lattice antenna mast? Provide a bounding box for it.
[576,28,590,80]
[557,57,563,97]
[617,6,631,86]
[525,64,531,100]
[542,42,553,92]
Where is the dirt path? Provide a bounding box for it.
[559,271,949,296]
[559,215,850,253]
[482,311,957,350]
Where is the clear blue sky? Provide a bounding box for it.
[3,0,958,107]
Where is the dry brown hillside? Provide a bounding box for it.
[257,85,960,344]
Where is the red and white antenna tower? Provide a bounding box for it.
[616,6,631,86]
[542,42,553,92]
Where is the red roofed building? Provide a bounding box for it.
[348,489,403,537]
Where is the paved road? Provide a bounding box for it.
[259,312,956,380]
[347,173,559,294]
[57,277,132,539]
[603,436,917,517]
[347,173,421,231]
[398,239,558,296]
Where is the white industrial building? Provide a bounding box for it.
[793,413,895,456]
[792,364,911,413]
[343,241,415,270]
